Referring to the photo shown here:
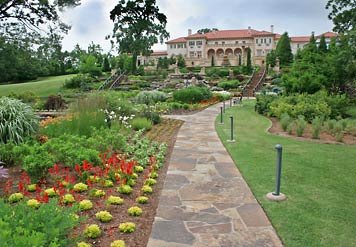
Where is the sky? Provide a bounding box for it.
[61,0,334,53]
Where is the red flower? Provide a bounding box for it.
[75,164,82,176]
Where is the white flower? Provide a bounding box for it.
[104,119,108,122]
[110,111,115,115]
[109,116,113,119]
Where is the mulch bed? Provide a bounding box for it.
[268,117,356,145]
[0,118,184,247]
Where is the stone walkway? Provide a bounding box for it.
[147,103,283,247]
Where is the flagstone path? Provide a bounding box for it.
[147,103,283,247]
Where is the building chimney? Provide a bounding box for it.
[270,25,274,33]
[188,29,192,36]
[248,26,251,33]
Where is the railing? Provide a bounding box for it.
[241,68,256,94]
[98,70,126,91]
[109,71,126,90]
[252,66,266,95]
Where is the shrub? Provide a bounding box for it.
[63,194,75,204]
[119,222,136,233]
[111,240,126,247]
[131,117,153,131]
[295,115,307,137]
[141,185,153,194]
[280,113,292,131]
[255,95,277,115]
[217,80,241,90]
[334,121,344,142]
[8,193,24,203]
[79,200,93,211]
[44,95,66,110]
[74,183,88,192]
[27,199,40,209]
[0,97,39,144]
[117,185,133,194]
[135,91,168,105]
[173,86,212,104]
[128,206,143,216]
[136,196,148,204]
[312,117,323,139]
[95,211,113,222]
[0,199,80,246]
[106,196,124,205]
[77,242,92,247]
[134,165,144,173]
[90,189,105,198]
[44,188,58,197]
[84,224,101,239]
[64,74,94,89]
[141,110,161,125]
[144,178,157,186]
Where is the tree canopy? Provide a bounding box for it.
[197,28,219,34]
[275,32,293,68]
[110,0,169,72]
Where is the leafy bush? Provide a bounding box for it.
[173,86,212,104]
[0,97,39,144]
[312,117,323,139]
[8,91,38,104]
[0,199,80,247]
[131,117,152,131]
[255,95,277,115]
[280,113,292,131]
[135,91,167,105]
[295,115,307,137]
[63,74,94,89]
[217,80,241,90]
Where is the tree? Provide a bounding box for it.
[318,35,328,53]
[326,0,355,33]
[238,55,242,66]
[79,55,102,77]
[276,32,293,68]
[197,28,219,34]
[211,56,215,67]
[177,55,185,68]
[102,56,111,72]
[110,0,169,73]
[266,50,277,68]
[246,48,252,73]
[306,32,318,53]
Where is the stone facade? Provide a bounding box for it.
[138,27,337,68]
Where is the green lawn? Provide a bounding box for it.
[216,100,356,247]
[0,74,75,97]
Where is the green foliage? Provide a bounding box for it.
[217,80,241,90]
[318,35,328,53]
[110,0,169,72]
[63,74,94,89]
[0,97,39,144]
[79,55,102,77]
[276,32,293,67]
[246,48,252,72]
[312,116,323,139]
[0,199,80,247]
[84,224,101,239]
[119,222,136,233]
[255,95,277,115]
[102,56,111,72]
[131,117,153,131]
[135,91,167,105]
[173,86,212,104]
[280,113,292,131]
[266,50,277,68]
[295,115,307,137]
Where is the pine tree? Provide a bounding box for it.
[211,56,215,67]
[275,32,293,68]
[318,35,328,53]
[102,56,111,72]
[246,48,252,72]
[306,32,318,53]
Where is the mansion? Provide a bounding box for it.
[138,26,337,68]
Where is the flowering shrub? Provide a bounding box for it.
[8,192,24,203]
[44,188,58,197]
[119,222,136,233]
[145,178,157,186]
[77,242,92,247]
[134,165,144,173]
[27,199,40,209]
[95,210,113,222]
[136,196,148,204]
[106,195,124,205]
[110,240,126,247]
[74,183,88,192]
[84,224,101,239]
[79,200,93,211]
[141,185,153,194]
[117,185,133,194]
[128,206,143,216]
[63,194,75,204]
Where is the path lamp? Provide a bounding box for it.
[266,144,286,201]
[227,116,235,143]
[230,98,232,107]
[219,106,224,124]
[223,101,226,113]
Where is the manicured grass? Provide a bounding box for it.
[216,100,356,247]
[0,74,75,97]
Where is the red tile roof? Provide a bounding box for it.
[166,37,186,44]
[203,29,275,40]
[290,36,310,42]
[318,31,338,38]
[151,51,168,56]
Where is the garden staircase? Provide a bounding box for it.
[98,70,127,91]
[242,66,266,97]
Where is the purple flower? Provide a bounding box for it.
[0,165,9,179]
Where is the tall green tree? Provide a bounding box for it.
[102,56,111,72]
[266,50,277,68]
[246,48,252,72]
[275,32,293,68]
[318,35,328,53]
[197,28,219,34]
[110,0,169,73]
